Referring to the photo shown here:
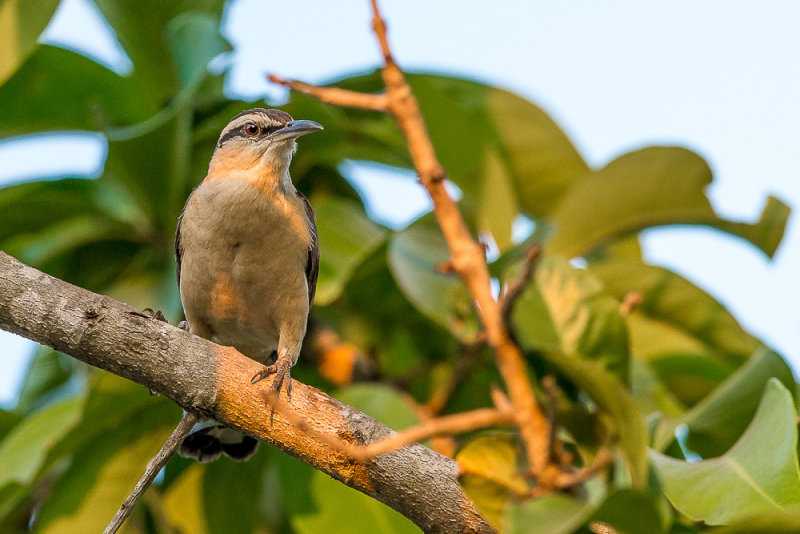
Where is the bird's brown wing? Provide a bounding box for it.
[296,190,319,306]
[175,211,185,287]
[175,185,200,287]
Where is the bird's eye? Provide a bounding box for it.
[244,123,260,136]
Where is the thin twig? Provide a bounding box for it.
[541,376,572,469]
[403,395,458,457]
[490,384,513,413]
[425,340,485,415]
[553,448,613,488]
[619,290,644,316]
[103,411,202,534]
[263,391,513,462]
[361,408,514,460]
[500,246,542,326]
[268,74,388,111]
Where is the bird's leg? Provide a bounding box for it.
[250,352,293,399]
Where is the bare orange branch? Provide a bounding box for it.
[358,407,514,461]
[553,449,613,488]
[264,390,513,463]
[365,0,553,482]
[268,74,388,111]
[267,0,556,484]
[405,396,458,457]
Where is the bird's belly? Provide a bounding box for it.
[180,234,309,363]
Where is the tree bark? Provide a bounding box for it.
[0,251,492,533]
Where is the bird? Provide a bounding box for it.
[175,108,322,462]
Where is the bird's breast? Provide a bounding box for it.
[178,178,312,360]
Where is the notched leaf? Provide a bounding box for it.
[652,378,800,525]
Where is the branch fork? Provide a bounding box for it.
[268,0,562,487]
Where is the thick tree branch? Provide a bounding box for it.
[0,252,492,534]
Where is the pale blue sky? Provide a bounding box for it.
[1,0,799,404]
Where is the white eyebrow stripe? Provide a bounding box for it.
[216,109,293,147]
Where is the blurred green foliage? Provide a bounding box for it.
[0,1,796,533]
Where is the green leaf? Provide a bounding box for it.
[163,463,208,534]
[35,402,180,533]
[0,396,83,492]
[92,0,226,99]
[103,106,189,232]
[314,196,388,305]
[476,147,519,251]
[277,453,419,534]
[388,217,480,340]
[203,452,271,534]
[512,255,630,381]
[405,74,590,215]
[104,12,230,143]
[653,349,796,458]
[539,352,648,487]
[0,410,21,439]
[629,360,685,419]
[334,72,589,234]
[505,490,665,534]
[4,214,133,267]
[621,317,738,406]
[0,178,147,293]
[0,0,60,85]
[165,12,229,90]
[325,243,458,375]
[334,383,418,430]
[43,373,158,465]
[651,378,800,525]
[58,12,229,234]
[456,433,529,530]
[712,508,800,533]
[589,257,759,365]
[0,179,111,244]
[505,494,590,534]
[15,346,78,413]
[0,374,168,528]
[587,489,666,534]
[547,147,790,258]
[0,45,156,136]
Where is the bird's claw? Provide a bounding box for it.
[130,308,168,322]
[128,308,168,397]
[251,356,293,400]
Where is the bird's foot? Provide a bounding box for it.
[130,307,168,323]
[129,308,169,397]
[178,320,190,331]
[251,355,293,400]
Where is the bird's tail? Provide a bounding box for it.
[178,424,259,463]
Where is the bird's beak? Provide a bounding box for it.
[269,120,324,141]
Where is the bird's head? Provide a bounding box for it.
[211,108,323,182]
